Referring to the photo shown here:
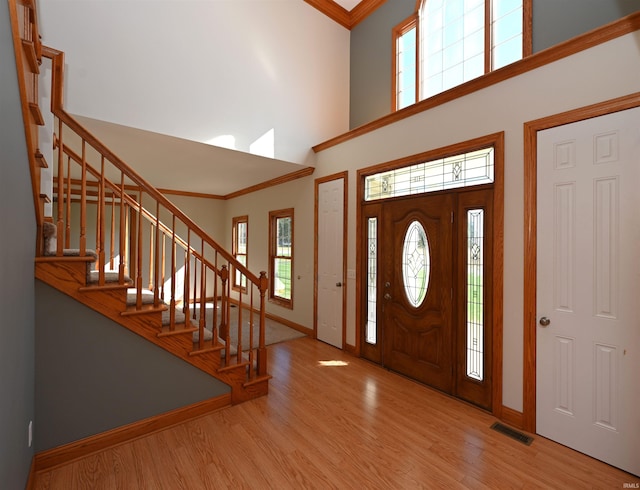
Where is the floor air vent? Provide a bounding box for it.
[490,422,534,445]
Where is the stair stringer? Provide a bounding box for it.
[35,258,269,403]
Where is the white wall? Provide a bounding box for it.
[227,32,640,412]
[38,0,350,166]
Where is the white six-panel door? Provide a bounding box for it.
[536,107,640,476]
[317,178,344,348]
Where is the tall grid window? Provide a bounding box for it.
[269,209,293,308]
[422,0,522,98]
[466,208,485,380]
[422,0,483,96]
[393,0,524,107]
[393,18,418,110]
[232,216,248,291]
[492,0,524,69]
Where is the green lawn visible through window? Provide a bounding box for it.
[269,209,293,307]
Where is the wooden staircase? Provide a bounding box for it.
[11,0,270,406]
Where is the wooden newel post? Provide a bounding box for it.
[258,271,268,376]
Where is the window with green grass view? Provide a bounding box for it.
[269,209,293,307]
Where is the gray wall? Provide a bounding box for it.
[350,0,415,129]
[533,0,639,52]
[35,281,230,452]
[0,2,37,489]
[349,0,640,128]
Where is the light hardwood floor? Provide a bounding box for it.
[34,337,637,489]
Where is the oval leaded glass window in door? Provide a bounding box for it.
[402,220,430,307]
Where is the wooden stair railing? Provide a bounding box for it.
[9,0,47,252]
[38,44,270,388]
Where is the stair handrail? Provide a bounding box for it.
[42,46,263,288]
[55,143,222,276]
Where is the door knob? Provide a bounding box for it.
[384,293,391,300]
[539,316,551,327]
[336,282,342,287]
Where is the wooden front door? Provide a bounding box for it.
[362,187,494,410]
[381,193,454,392]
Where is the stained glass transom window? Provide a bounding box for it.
[466,209,484,381]
[365,147,493,201]
[402,221,430,308]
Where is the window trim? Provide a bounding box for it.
[392,14,420,112]
[232,215,248,292]
[268,208,294,308]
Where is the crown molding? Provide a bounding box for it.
[304,0,386,30]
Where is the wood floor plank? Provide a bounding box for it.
[32,337,638,488]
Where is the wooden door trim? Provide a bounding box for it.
[356,132,504,418]
[492,133,505,420]
[522,92,640,433]
[314,172,348,349]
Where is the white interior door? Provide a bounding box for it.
[317,178,344,348]
[536,107,640,476]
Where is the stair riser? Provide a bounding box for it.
[233,379,269,404]
[35,259,89,289]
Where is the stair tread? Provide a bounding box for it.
[36,255,96,263]
[121,304,168,316]
[78,283,130,293]
[190,339,225,356]
[218,360,251,373]
[61,248,98,260]
[243,374,273,387]
[157,325,198,337]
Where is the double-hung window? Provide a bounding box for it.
[269,209,293,308]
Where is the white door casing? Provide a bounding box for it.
[317,178,345,348]
[536,107,640,476]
